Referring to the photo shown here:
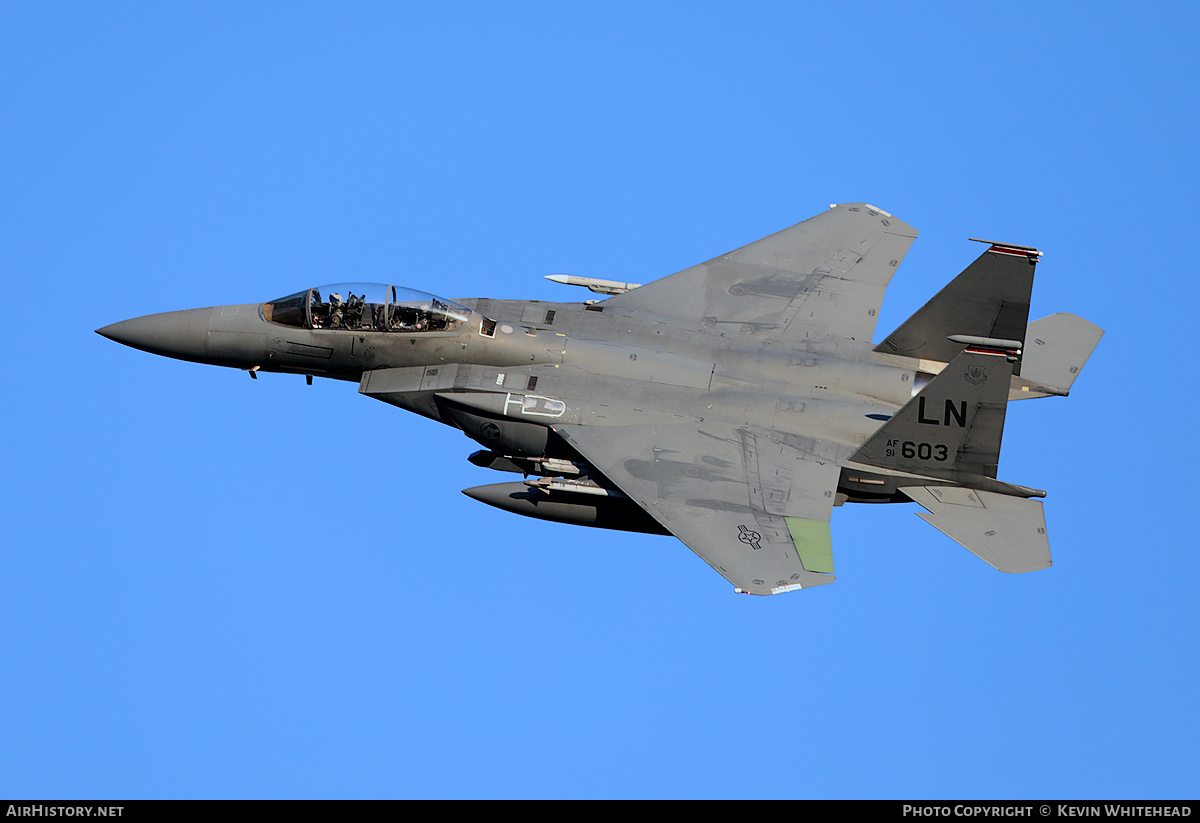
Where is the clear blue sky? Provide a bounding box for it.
[2,2,1197,799]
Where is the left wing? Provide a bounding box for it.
[555,422,841,595]
[600,203,918,345]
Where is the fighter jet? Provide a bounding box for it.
[97,204,1102,594]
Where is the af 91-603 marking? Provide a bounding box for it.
[884,439,949,461]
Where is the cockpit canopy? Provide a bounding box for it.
[263,283,471,333]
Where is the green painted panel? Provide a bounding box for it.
[785,517,834,574]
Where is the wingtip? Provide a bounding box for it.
[829,202,895,218]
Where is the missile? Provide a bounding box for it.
[544,275,642,295]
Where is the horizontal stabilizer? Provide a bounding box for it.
[902,486,1051,573]
[1010,313,1103,400]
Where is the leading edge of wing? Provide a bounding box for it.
[555,422,843,595]
[599,203,918,345]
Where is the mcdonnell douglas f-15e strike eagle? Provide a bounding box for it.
[98,204,1102,595]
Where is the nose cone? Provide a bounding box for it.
[98,305,270,369]
[97,308,212,360]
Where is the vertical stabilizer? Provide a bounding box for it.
[875,241,1039,366]
[851,346,1016,479]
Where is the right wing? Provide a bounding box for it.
[600,203,917,346]
[555,422,842,595]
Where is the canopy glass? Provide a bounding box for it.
[264,284,471,333]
